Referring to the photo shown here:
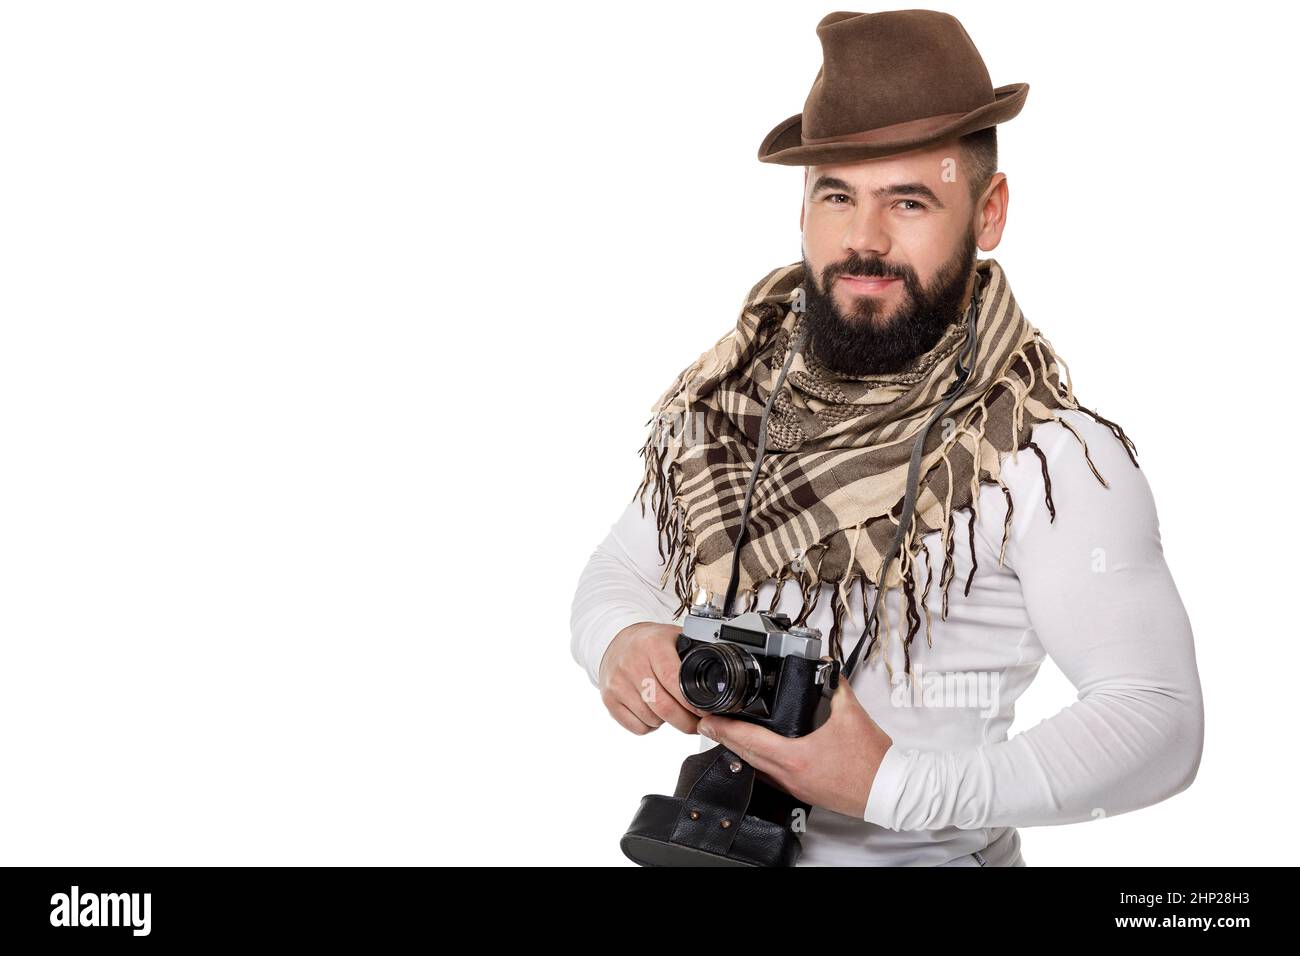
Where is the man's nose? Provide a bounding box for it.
[842,207,891,258]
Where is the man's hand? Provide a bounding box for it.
[697,678,893,818]
[597,622,706,735]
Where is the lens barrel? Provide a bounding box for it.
[679,642,764,713]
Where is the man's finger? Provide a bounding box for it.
[699,716,790,775]
[644,684,701,734]
[623,672,695,733]
[648,644,709,718]
[614,676,666,730]
[608,701,657,736]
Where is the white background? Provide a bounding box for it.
[0,0,1295,866]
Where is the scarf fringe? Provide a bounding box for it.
[793,542,831,627]
[768,562,793,612]
[631,328,1142,684]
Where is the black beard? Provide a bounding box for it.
[800,230,978,376]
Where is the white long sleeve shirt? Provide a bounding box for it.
[570,407,1204,866]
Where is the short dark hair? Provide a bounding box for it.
[956,126,997,206]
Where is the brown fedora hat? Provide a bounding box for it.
[758,9,1028,166]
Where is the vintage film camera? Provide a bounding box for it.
[619,598,841,867]
[676,601,839,736]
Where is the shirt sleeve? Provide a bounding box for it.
[569,489,685,688]
[864,408,1205,830]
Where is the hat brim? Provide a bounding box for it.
[757,82,1029,166]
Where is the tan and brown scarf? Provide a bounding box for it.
[632,257,1140,681]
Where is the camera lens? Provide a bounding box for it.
[679,643,763,713]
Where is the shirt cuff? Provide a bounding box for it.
[863,744,911,830]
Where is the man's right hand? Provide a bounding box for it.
[597,622,706,736]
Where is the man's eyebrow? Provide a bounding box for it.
[808,176,946,209]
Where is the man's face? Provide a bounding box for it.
[799,140,1004,376]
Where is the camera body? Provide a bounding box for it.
[676,601,840,738]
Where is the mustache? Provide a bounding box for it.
[827,259,914,282]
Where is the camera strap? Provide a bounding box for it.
[721,322,811,617]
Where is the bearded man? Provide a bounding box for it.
[570,9,1203,867]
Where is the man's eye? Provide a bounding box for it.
[897,199,927,211]
[825,193,851,205]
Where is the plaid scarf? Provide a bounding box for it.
[633,257,1140,680]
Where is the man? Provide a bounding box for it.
[569,10,1203,866]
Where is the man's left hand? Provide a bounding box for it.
[697,678,893,819]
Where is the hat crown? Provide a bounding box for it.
[804,10,994,140]
[756,9,1026,165]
